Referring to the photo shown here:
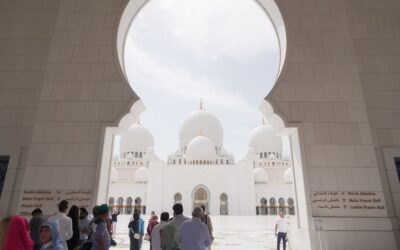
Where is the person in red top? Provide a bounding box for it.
[0,215,34,250]
[146,211,159,249]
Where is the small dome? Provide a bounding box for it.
[179,109,223,147]
[134,167,148,182]
[186,136,217,162]
[120,124,154,153]
[283,168,293,182]
[253,168,268,183]
[248,124,282,152]
[110,167,118,182]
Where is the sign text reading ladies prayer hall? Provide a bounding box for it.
[311,191,387,217]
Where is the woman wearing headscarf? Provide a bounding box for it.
[39,220,64,250]
[67,205,80,250]
[128,213,140,250]
[0,215,34,250]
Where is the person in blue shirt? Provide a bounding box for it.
[91,204,111,250]
[128,211,145,250]
[179,207,211,250]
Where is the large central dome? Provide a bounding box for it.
[179,108,223,147]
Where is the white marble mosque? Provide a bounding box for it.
[108,103,295,216]
[1,1,400,249]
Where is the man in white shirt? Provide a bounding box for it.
[50,200,73,249]
[151,212,169,250]
[275,211,287,250]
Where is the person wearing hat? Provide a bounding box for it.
[91,204,111,250]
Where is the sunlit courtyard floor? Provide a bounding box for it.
[112,215,297,250]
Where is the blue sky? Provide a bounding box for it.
[121,0,280,160]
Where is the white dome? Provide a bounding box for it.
[248,124,282,152]
[283,168,293,182]
[120,124,154,153]
[134,167,148,182]
[110,167,118,182]
[186,136,217,162]
[253,168,268,183]
[179,109,223,147]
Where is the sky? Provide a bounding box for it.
[119,0,281,160]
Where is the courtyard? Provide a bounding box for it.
[112,215,297,250]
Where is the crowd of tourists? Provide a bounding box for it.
[136,203,214,250]
[0,199,288,250]
[0,200,214,250]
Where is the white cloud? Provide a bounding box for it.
[125,43,259,116]
[141,0,278,61]
[122,0,281,159]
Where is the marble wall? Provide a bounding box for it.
[269,0,398,248]
[0,0,399,249]
[0,0,60,217]
[345,0,400,245]
[21,0,137,214]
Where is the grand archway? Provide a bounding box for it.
[95,1,312,249]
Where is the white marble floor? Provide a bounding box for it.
[112,215,296,250]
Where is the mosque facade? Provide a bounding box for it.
[108,105,295,216]
[2,1,400,248]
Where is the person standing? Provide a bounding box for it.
[67,205,80,249]
[30,208,46,250]
[49,200,73,249]
[111,210,120,235]
[147,213,158,249]
[79,207,91,247]
[169,203,189,230]
[275,212,287,250]
[159,223,180,250]
[91,204,112,250]
[0,216,34,250]
[39,220,64,250]
[136,210,145,248]
[151,212,169,250]
[200,205,214,250]
[128,213,141,250]
[179,207,211,250]
[162,203,189,250]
